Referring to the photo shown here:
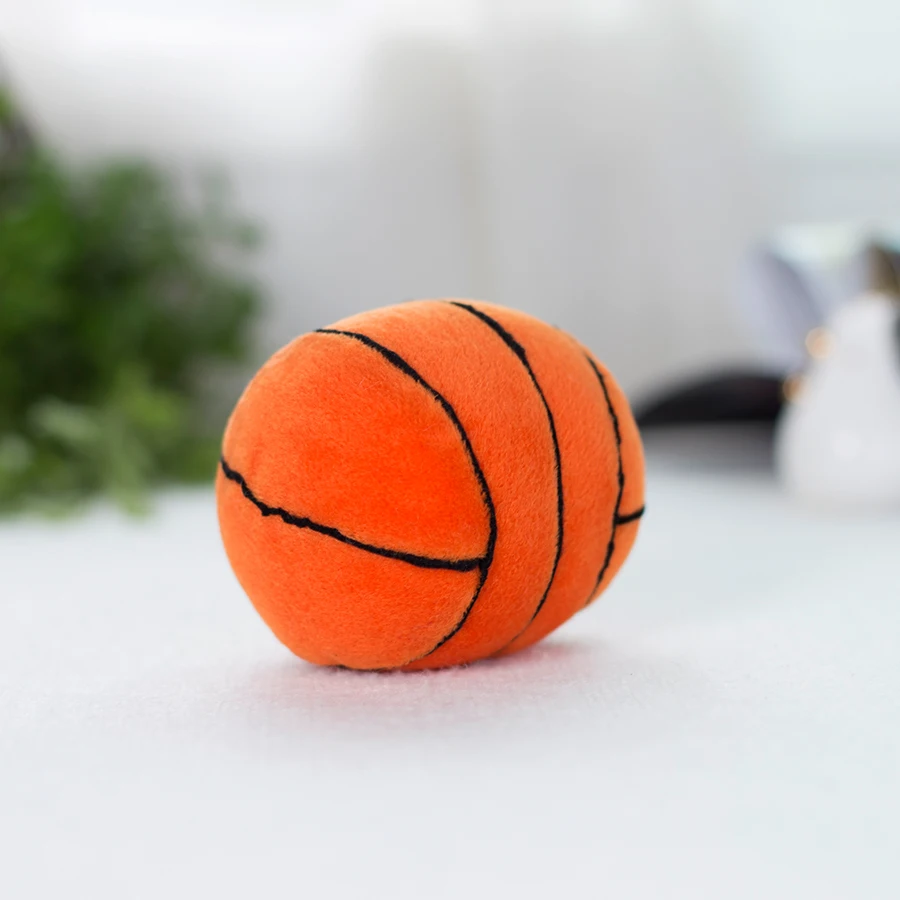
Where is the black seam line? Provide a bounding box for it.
[585,354,625,601]
[616,506,645,526]
[315,328,497,659]
[220,457,486,573]
[448,302,565,634]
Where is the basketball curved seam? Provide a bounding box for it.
[615,506,645,525]
[220,457,485,572]
[585,354,648,605]
[315,327,498,660]
[448,302,565,637]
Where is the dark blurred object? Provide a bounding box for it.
[637,371,784,428]
[868,243,900,298]
[0,85,262,514]
[648,230,900,434]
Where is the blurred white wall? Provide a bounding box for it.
[3,0,900,395]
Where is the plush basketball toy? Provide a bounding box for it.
[217,300,644,670]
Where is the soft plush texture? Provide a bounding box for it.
[216,299,645,670]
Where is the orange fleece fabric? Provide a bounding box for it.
[216,300,645,670]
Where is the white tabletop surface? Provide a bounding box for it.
[2,427,898,899]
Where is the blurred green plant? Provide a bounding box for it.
[0,87,261,514]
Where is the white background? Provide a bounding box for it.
[4,1,900,394]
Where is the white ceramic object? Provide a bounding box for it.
[775,292,900,509]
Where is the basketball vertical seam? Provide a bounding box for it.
[315,328,497,660]
[448,302,565,638]
[585,354,625,602]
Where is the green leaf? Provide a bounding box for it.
[0,86,264,516]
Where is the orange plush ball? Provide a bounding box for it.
[216,300,644,670]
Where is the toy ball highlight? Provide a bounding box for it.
[217,300,644,670]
